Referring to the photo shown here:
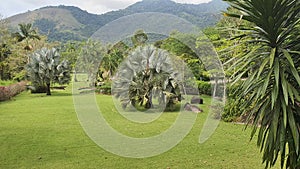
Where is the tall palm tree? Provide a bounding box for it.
[14,23,40,51]
[224,0,300,168]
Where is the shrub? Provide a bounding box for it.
[29,85,47,94]
[196,80,212,95]
[0,81,27,101]
[96,82,112,95]
[221,82,248,122]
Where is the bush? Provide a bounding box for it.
[0,81,27,101]
[30,85,47,94]
[96,82,112,95]
[196,81,212,95]
[221,82,247,122]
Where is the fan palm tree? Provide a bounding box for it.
[113,45,182,110]
[26,48,71,95]
[224,0,300,168]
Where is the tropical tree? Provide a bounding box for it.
[60,41,83,82]
[224,0,300,168]
[13,23,40,51]
[77,40,106,85]
[26,48,71,95]
[113,45,182,111]
[156,32,209,81]
[100,42,128,81]
[0,17,12,80]
[131,29,148,47]
[203,7,253,78]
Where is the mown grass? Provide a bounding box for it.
[0,85,280,169]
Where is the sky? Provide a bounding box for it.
[0,0,212,18]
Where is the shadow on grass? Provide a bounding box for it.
[50,91,73,97]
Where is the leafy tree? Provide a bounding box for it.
[77,40,105,85]
[99,42,129,81]
[60,41,84,81]
[113,45,182,111]
[0,17,12,80]
[225,0,300,168]
[203,7,254,78]
[155,32,209,81]
[26,48,71,95]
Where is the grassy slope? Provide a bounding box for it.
[0,86,279,169]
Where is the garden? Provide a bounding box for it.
[0,0,299,168]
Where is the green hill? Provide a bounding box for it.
[6,0,228,42]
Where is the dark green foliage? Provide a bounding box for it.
[33,18,56,35]
[222,82,246,122]
[33,18,82,42]
[196,80,211,95]
[156,33,209,81]
[0,44,11,80]
[126,0,228,28]
[224,0,300,168]
[49,31,83,43]
[13,23,40,43]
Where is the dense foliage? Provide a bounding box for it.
[225,0,300,168]
[26,48,71,95]
[113,45,182,111]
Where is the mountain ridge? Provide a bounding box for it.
[6,0,228,42]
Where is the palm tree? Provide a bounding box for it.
[26,48,71,95]
[224,0,300,168]
[101,49,123,80]
[113,45,182,110]
[14,23,40,51]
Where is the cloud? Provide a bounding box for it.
[0,0,212,18]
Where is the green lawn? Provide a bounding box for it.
[0,85,280,169]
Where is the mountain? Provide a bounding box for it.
[6,0,228,42]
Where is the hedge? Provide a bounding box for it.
[0,81,27,101]
[196,80,212,95]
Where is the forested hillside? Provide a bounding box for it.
[6,0,228,42]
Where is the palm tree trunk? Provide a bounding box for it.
[46,83,51,95]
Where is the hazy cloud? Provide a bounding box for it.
[0,0,212,18]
